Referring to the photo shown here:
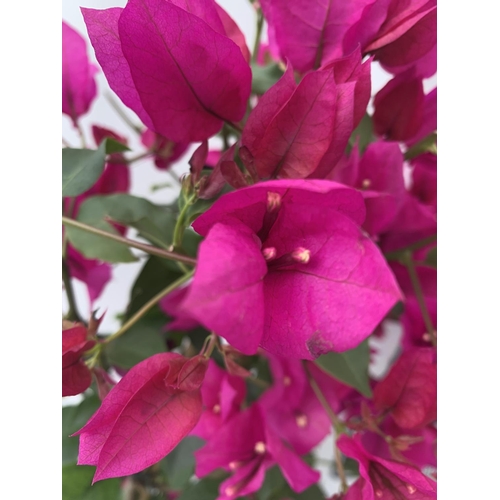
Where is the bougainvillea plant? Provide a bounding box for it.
[62,0,437,498]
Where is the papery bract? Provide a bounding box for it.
[242,53,370,179]
[260,356,351,454]
[82,0,251,143]
[62,323,96,397]
[191,360,246,440]
[174,180,402,359]
[260,0,370,73]
[343,0,437,75]
[373,70,424,142]
[195,403,319,499]
[338,434,437,499]
[62,21,98,125]
[374,348,436,429]
[329,140,405,236]
[74,353,207,482]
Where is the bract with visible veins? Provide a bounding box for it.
[260,0,371,73]
[82,0,251,143]
[374,348,436,429]
[74,353,207,482]
[242,53,370,180]
[174,179,402,359]
[338,434,437,499]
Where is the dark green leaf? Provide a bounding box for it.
[424,247,437,268]
[62,141,107,197]
[104,138,130,154]
[62,394,101,465]
[176,477,224,500]
[404,132,437,160]
[259,466,325,500]
[65,217,137,263]
[161,436,204,490]
[62,465,121,500]
[80,194,177,248]
[251,62,284,95]
[348,113,375,153]
[105,311,167,368]
[315,340,372,397]
[258,466,286,500]
[126,256,183,318]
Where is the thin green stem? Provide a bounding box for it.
[62,216,197,266]
[403,251,437,346]
[103,270,194,345]
[202,333,219,358]
[75,119,87,148]
[304,362,348,493]
[62,259,84,323]
[107,151,152,165]
[384,235,437,261]
[105,92,142,134]
[173,195,196,248]
[251,8,264,64]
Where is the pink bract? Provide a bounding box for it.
[82,0,251,143]
[338,434,437,499]
[74,353,207,482]
[195,403,319,499]
[62,323,96,397]
[62,21,98,125]
[242,52,370,180]
[173,180,402,359]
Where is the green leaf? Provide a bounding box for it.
[259,466,325,500]
[258,466,286,500]
[62,394,101,465]
[62,464,121,500]
[176,477,224,500]
[65,216,137,263]
[126,256,183,318]
[424,247,437,268]
[62,141,107,197]
[404,132,437,160]
[348,113,375,153]
[105,311,167,368]
[315,340,372,397]
[104,138,130,154]
[251,62,284,95]
[65,193,180,263]
[80,194,177,248]
[161,436,204,490]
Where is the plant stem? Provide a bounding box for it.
[62,259,84,323]
[105,92,142,134]
[62,216,197,266]
[384,235,437,261]
[172,195,196,248]
[402,251,437,346]
[251,8,264,64]
[304,362,348,493]
[102,270,194,345]
[107,151,152,164]
[202,333,219,358]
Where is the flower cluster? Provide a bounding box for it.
[62,0,437,498]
